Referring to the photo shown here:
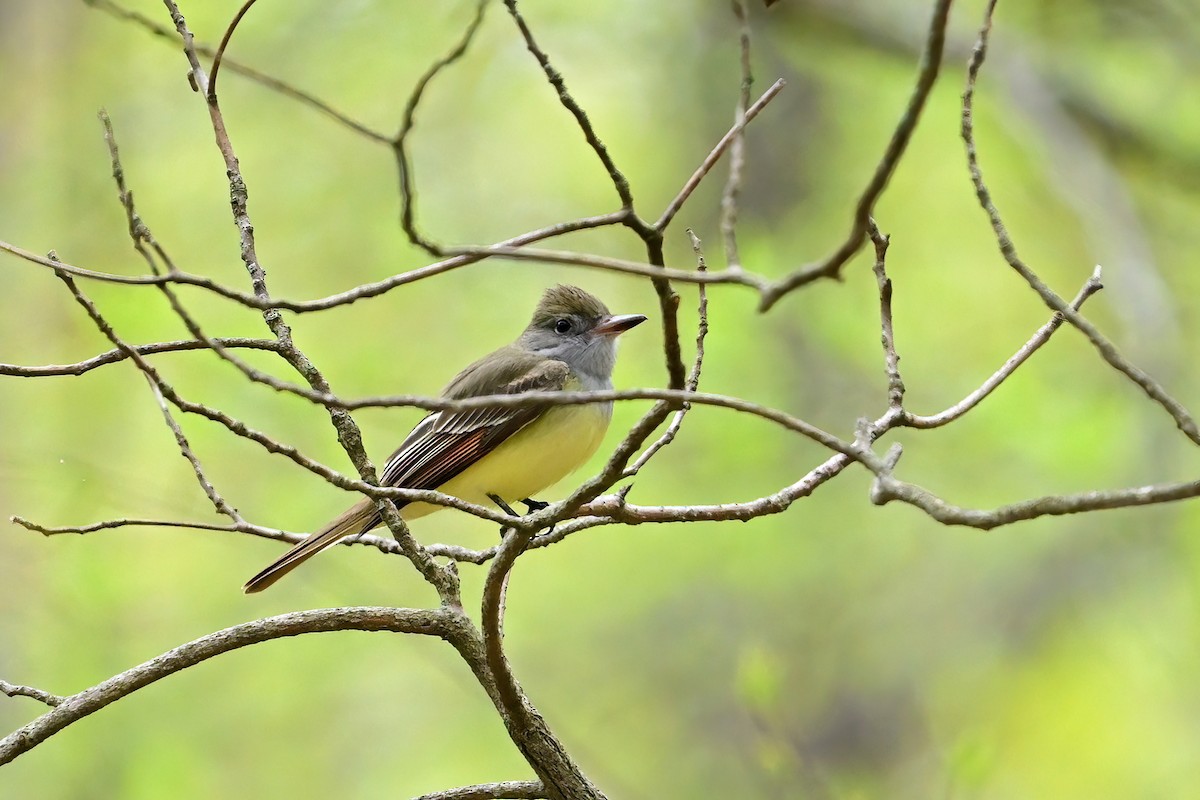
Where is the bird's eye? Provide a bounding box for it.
[554,318,572,334]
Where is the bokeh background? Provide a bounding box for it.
[3,0,1200,797]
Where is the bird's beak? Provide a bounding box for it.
[594,313,647,337]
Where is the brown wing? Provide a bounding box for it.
[374,349,569,510]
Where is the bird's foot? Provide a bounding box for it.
[487,495,555,538]
[488,494,519,538]
[488,493,520,519]
[521,497,555,537]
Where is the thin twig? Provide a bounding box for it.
[0,607,463,766]
[394,0,489,256]
[146,377,242,522]
[868,219,905,410]
[872,472,1200,530]
[502,0,635,213]
[1,681,64,708]
[904,267,1104,428]
[207,0,259,101]
[721,0,754,271]
[655,78,785,232]
[960,0,1200,445]
[10,514,403,555]
[101,111,243,522]
[761,0,953,308]
[0,337,281,378]
[99,110,177,275]
[0,239,265,304]
[85,0,389,142]
[3,227,773,314]
[446,245,769,291]
[623,231,710,477]
[163,0,456,601]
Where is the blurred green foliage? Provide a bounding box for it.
[3,0,1200,797]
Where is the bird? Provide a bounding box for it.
[243,285,646,593]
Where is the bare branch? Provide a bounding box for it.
[147,377,242,522]
[526,410,908,542]
[10,514,403,556]
[0,337,281,378]
[4,224,770,315]
[1,681,64,708]
[445,245,769,291]
[100,111,243,522]
[721,0,753,271]
[868,219,905,410]
[412,783,546,800]
[0,239,265,305]
[162,0,457,602]
[623,231,710,478]
[502,0,635,214]
[904,266,1104,428]
[960,0,1200,445]
[761,0,953,308]
[653,78,785,232]
[0,607,461,766]
[394,0,490,255]
[207,0,259,100]
[481,528,607,799]
[86,0,389,142]
[872,473,1200,530]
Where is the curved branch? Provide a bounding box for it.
[0,336,282,377]
[720,0,754,271]
[903,266,1104,428]
[207,0,259,99]
[3,225,767,314]
[85,0,390,142]
[9,515,403,555]
[761,0,953,308]
[164,1,459,602]
[0,607,458,766]
[394,0,490,255]
[481,531,607,800]
[871,473,1200,530]
[0,681,63,708]
[502,0,633,213]
[960,0,1200,445]
[653,79,786,231]
[623,233,710,477]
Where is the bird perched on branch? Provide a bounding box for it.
[244,285,646,593]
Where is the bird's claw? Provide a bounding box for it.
[487,495,555,538]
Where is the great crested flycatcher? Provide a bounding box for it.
[243,285,646,593]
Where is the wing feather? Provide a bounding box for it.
[376,350,569,507]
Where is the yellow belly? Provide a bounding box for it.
[400,402,611,519]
